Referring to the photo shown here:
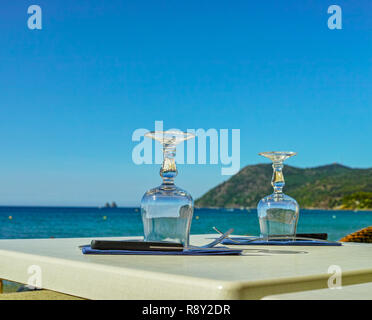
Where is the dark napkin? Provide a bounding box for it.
[81,245,243,255]
[222,237,342,246]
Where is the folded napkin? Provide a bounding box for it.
[81,245,243,255]
[222,237,342,246]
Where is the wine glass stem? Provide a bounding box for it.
[160,143,178,185]
[272,161,285,194]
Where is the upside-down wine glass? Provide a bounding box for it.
[141,130,195,247]
[257,151,300,241]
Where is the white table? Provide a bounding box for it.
[0,234,371,299]
[262,282,372,300]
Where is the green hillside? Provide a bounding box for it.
[195,163,372,209]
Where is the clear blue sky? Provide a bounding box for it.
[0,0,371,206]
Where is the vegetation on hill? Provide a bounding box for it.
[195,164,372,209]
[341,192,372,210]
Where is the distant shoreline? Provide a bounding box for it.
[194,206,372,212]
[0,205,371,212]
[0,205,140,209]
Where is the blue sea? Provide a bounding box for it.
[1,206,372,241]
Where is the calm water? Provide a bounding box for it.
[1,206,372,241]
